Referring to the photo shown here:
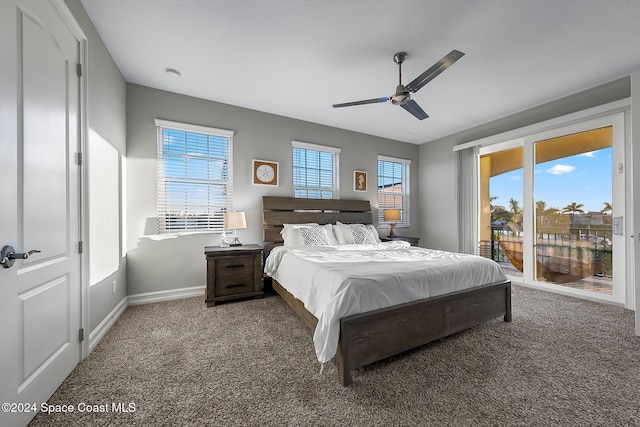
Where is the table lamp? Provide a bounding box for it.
[383,209,401,238]
[224,211,247,246]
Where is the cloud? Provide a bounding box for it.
[510,175,520,181]
[547,164,575,175]
[581,151,596,158]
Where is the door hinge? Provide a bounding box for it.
[76,152,83,166]
[79,328,85,342]
[76,63,82,78]
[78,241,84,254]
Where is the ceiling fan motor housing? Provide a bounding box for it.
[391,84,410,105]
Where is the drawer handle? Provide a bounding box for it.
[225,264,245,269]
[226,283,245,289]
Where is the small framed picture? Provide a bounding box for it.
[353,170,367,192]
[252,159,279,186]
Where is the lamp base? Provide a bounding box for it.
[388,223,396,238]
[229,237,242,247]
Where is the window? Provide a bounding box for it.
[292,141,340,199]
[377,155,410,226]
[155,119,233,233]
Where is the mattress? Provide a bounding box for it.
[264,241,509,363]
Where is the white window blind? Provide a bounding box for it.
[377,155,410,227]
[292,140,340,199]
[155,119,233,233]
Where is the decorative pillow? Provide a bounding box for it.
[300,226,331,246]
[281,223,319,246]
[349,224,379,244]
[333,222,381,245]
[281,223,338,246]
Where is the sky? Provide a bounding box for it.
[490,147,612,213]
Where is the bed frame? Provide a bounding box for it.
[263,196,512,386]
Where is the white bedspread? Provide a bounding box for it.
[264,242,508,363]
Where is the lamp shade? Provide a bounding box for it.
[224,211,247,229]
[383,209,401,222]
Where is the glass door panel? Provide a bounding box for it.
[479,146,524,280]
[533,127,613,294]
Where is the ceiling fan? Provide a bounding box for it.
[332,50,465,120]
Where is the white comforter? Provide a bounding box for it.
[264,241,508,363]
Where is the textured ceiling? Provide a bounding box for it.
[80,0,640,144]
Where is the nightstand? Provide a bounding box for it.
[204,244,263,307]
[380,236,420,246]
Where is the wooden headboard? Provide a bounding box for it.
[262,196,372,243]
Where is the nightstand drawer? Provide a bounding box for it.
[214,256,255,277]
[214,274,255,296]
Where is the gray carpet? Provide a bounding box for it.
[29,285,640,427]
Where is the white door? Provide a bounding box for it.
[0,1,82,425]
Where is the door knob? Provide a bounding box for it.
[1,245,41,269]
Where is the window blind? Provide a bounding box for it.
[292,140,340,199]
[377,156,410,227]
[155,120,233,233]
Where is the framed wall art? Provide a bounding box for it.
[353,170,367,192]
[252,159,279,186]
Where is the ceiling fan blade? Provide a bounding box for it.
[400,99,429,120]
[332,97,389,108]
[404,50,465,93]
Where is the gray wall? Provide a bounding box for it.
[65,0,128,332]
[418,77,630,252]
[126,84,419,295]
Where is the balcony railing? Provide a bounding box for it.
[480,225,612,280]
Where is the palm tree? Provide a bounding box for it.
[562,202,585,216]
[601,202,612,215]
[562,202,585,227]
[508,198,522,232]
[509,198,521,215]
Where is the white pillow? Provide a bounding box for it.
[281,223,338,246]
[333,222,354,245]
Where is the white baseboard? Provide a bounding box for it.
[89,296,128,353]
[127,285,205,306]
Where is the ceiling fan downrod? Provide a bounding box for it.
[392,52,409,105]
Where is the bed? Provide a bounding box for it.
[262,196,512,386]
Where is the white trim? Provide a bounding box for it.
[88,296,127,353]
[51,0,87,40]
[127,285,205,306]
[154,119,234,137]
[453,98,631,152]
[292,140,341,153]
[377,154,411,164]
[51,0,90,361]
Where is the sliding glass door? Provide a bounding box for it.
[479,113,625,303]
[479,144,524,281]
